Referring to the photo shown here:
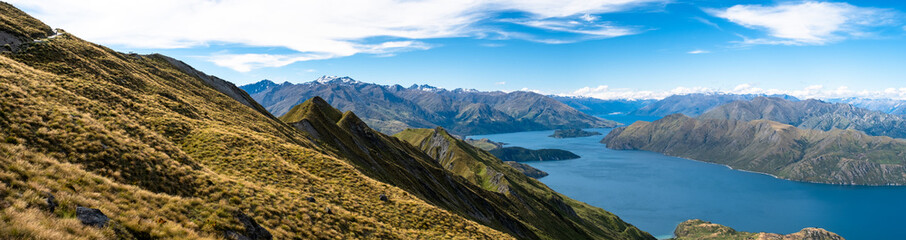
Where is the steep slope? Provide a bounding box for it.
[241,78,617,135]
[602,114,906,185]
[700,97,906,139]
[394,128,655,240]
[281,99,654,240]
[672,220,843,240]
[552,96,654,116]
[0,4,516,239]
[631,93,798,117]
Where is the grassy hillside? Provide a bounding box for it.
[395,128,655,240]
[603,114,906,185]
[0,3,518,238]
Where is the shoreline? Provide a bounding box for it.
[608,147,906,187]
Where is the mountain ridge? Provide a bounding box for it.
[631,93,799,117]
[281,98,654,240]
[241,78,618,135]
[699,96,906,139]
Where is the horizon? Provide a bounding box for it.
[252,75,904,101]
[12,0,906,100]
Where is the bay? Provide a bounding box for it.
[472,118,906,240]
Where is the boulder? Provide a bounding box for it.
[232,211,272,240]
[76,207,109,228]
[45,193,57,213]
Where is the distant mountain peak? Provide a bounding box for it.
[314,75,359,84]
[409,84,441,92]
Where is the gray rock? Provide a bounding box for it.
[76,207,109,228]
[306,197,316,203]
[379,194,389,202]
[45,193,56,213]
[232,211,272,240]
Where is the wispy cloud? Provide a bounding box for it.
[692,16,721,30]
[687,49,709,54]
[506,18,638,38]
[707,1,901,45]
[12,0,666,71]
[565,84,906,100]
[495,81,507,85]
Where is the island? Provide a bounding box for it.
[549,128,602,138]
[489,147,580,162]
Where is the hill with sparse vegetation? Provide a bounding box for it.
[0,3,541,238]
[603,114,906,185]
[393,127,652,240]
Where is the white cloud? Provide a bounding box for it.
[495,81,507,85]
[565,84,906,100]
[708,1,899,45]
[208,53,336,73]
[11,0,664,71]
[506,18,638,39]
[687,49,709,54]
[580,13,599,22]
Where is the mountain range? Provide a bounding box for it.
[551,96,655,116]
[241,78,617,135]
[828,98,906,115]
[630,93,800,117]
[700,97,906,139]
[603,114,906,185]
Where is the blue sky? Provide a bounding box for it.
[12,0,906,99]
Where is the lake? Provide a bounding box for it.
[471,118,906,240]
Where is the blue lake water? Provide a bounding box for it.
[472,121,906,240]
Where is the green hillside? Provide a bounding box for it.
[394,128,655,240]
[603,114,906,185]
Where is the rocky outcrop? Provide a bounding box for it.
[504,161,548,178]
[226,211,272,240]
[549,129,602,138]
[76,207,109,228]
[672,219,844,240]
